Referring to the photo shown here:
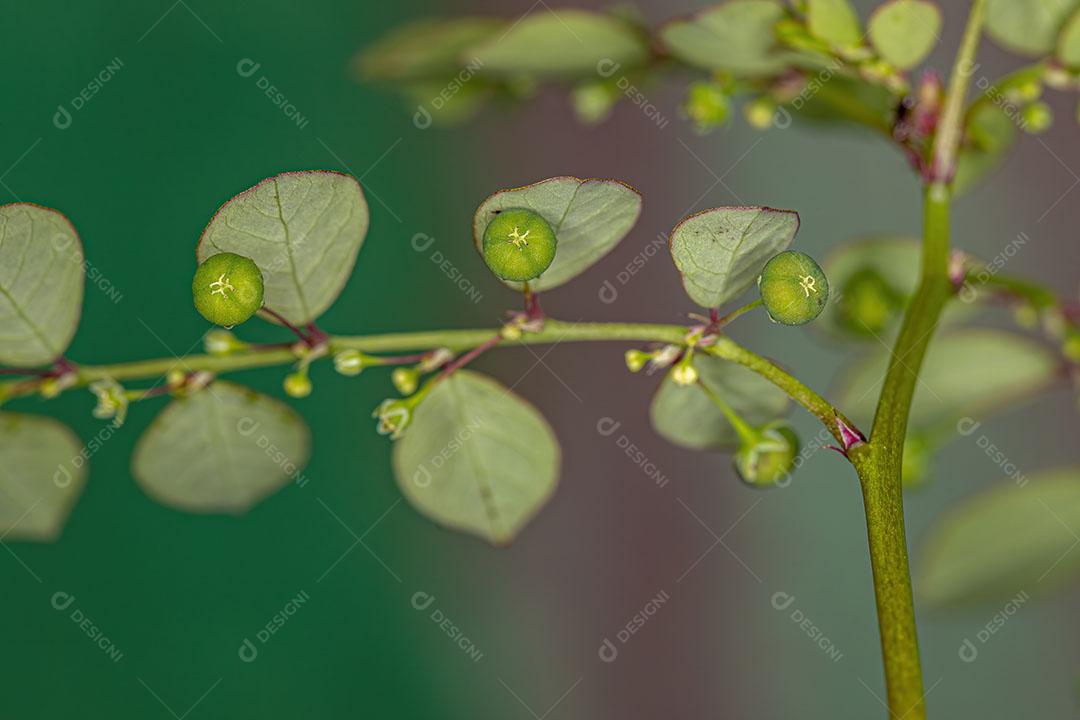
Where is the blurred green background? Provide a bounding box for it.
[2,0,1078,718]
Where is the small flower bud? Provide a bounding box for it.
[625,349,649,373]
[283,371,312,398]
[501,323,523,341]
[758,251,829,326]
[1021,102,1053,134]
[373,398,414,440]
[192,252,265,327]
[333,349,368,376]
[204,329,245,356]
[482,208,558,282]
[733,422,800,487]
[166,369,187,389]
[670,356,699,386]
[391,367,420,396]
[744,97,777,130]
[90,378,129,426]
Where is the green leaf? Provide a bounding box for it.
[834,328,1060,430]
[393,370,559,545]
[0,203,84,367]
[650,354,791,450]
[867,0,942,69]
[356,17,504,82]
[464,9,648,77]
[819,236,917,338]
[1057,6,1080,66]
[472,176,641,292]
[986,0,1080,56]
[197,171,369,327]
[807,0,863,47]
[954,102,1018,195]
[132,381,310,514]
[0,413,86,541]
[669,206,800,309]
[661,0,794,77]
[919,469,1080,606]
[819,236,980,339]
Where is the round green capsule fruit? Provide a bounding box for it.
[733,421,800,488]
[758,251,829,326]
[192,252,264,327]
[837,267,904,336]
[481,208,557,282]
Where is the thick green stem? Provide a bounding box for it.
[854,3,987,718]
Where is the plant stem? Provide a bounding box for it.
[0,319,852,443]
[854,3,987,718]
[696,379,758,445]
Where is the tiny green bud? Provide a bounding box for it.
[204,329,245,356]
[670,355,699,386]
[744,97,776,130]
[1021,101,1053,134]
[283,371,312,398]
[334,349,368,376]
[501,323,524,341]
[373,398,414,440]
[391,367,420,396]
[482,209,558,282]
[192,252,264,327]
[166,369,187,390]
[684,81,730,132]
[39,377,62,399]
[758,251,829,326]
[89,378,129,426]
[733,421,800,487]
[625,349,649,373]
[838,267,904,336]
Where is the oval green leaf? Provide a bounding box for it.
[834,328,1060,429]
[0,413,86,541]
[661,0,794,76]
[393,370,560,545]
[669,206,800,309]
[356,17,504,82]
[986,0,1080,56]
[807,0,863,47]
[132,381,310,514]
[1057,6,1080,66]
[197,171,369,327]
[472,176,642,292]
[0,203,84,367]
[867,0,942,70]
[650,354,791,450]
[919,468,1080,606]
[464,10,648,77]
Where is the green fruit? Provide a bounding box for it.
[733,421,800,487]
[192,252,264,327]
[758,251,829,325]
[482,208,557,282]
[837,267,904,336]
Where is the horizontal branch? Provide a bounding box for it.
[0,319,854,443]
